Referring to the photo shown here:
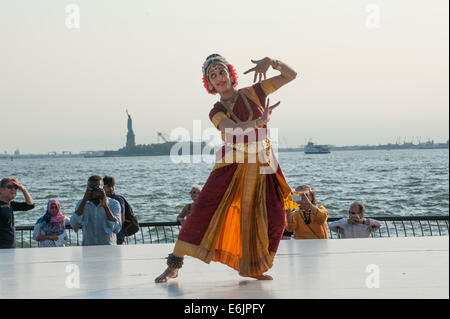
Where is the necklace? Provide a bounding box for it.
[220,90,253,123]
[220,90,238,103]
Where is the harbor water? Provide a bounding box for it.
[1,149,448,226]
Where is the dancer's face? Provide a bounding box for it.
[208,64,232,94]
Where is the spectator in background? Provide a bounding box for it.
[285,185,329,239]
[176,184,202,225]
[329,202,381,238]
[0,177,35,249]
[71,175,122,246]
[33,199,70,247]
[103,176,126,245]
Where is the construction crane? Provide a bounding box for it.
[157,132,169,143]
[282,136,289,149]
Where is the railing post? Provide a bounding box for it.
[393,221,399,237]
[427,220,433,236]
[401,221,407,237]
[148,226,152,243]
[162,226,168,243]
[436,221,442,236]
[384,221,390,237]
[157,227,162,243]
[410,221,416,237]
[170,226,175,243]
[418,220,425,236]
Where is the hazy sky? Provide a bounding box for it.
[1,0,448,154]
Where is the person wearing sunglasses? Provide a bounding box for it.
[0,177,35,249]
[329,202,381,238]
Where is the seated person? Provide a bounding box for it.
[329,202,381,238]
[33,199,70,247]
[71,175,122,246]
[176,184,202,225]
[285,185,329,239]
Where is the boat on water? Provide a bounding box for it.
[304,142,330,154]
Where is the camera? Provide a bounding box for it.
[90,185,105,200]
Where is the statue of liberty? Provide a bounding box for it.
[125,109,136,150]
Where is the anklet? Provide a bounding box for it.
[166,253,184,269]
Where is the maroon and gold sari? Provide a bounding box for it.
[173,78,294,277]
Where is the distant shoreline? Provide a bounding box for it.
[1,144,448,159]
[279,143,449,152]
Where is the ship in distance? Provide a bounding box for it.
[304,142,331,154]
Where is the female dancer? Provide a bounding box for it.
[155,54,297,282]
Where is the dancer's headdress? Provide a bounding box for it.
[202,54,238,95]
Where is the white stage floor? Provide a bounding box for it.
[0,236,448,299]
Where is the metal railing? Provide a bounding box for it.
[14,215,449,248]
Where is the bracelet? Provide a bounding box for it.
[272,59,282,71]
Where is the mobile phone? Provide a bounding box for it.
[291,191,303,203]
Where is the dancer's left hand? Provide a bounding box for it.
[257,98,280,127]
[244,57,271,83]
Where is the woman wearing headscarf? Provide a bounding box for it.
[33,199,70,247]
[155,54,297,282]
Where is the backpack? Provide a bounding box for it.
[117,195,139,236]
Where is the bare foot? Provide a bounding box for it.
[240,273,273,280]
[155,267,179,283]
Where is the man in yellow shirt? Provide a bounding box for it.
[285,185,329,239]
